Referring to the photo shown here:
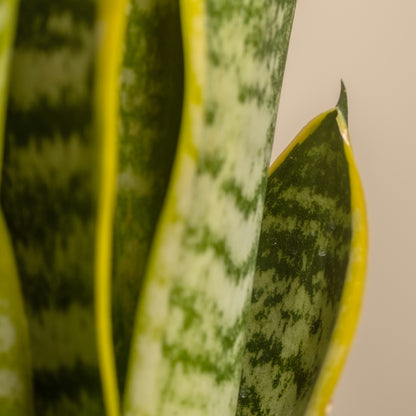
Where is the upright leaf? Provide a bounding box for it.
[112,0,183,394]
[305,89,367,416]
[236,89,367,416]
[0,2,33,414]
[123,1,297,415]
[1,1,126,414]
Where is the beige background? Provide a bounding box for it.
[271,1,416,415]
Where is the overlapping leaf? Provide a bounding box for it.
[122,1,297,415]
[237,86,367,416]
[111,0,183,395]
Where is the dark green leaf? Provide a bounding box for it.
[237,90,367,416]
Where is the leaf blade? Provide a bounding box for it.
[304,105,367,416]
[111,0,184,395]
[1,1,105,413]
[237,92,367,416]
[122,1,297,415]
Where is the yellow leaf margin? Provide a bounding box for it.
[94,1,128,416]
[304,108,368,416]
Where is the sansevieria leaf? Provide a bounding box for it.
[112,0,183,395]
[1,1,127,415]
[0,2,369,416]
[1,1,103,412]
[237,85,367,416]
[0,2,33,414]
[123,1,297,415]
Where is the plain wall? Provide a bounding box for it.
[271,1,416,414]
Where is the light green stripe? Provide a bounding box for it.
[123,1,297,415]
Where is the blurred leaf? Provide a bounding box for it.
[111,0,183,395]
[0,1,34,414]
[1,1,126,414]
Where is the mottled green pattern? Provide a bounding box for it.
[0,3,34,413]
[112,0,183,393]
[237,111,352,416]
[1,2,104,414]
[123,1,297,415]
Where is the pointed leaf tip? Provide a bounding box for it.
[337,80,348,124]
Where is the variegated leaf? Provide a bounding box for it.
[112,0,183,395]
[1,1,127,414]
[236,85,367,416]
[122,1,297,415]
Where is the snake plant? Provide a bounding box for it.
[0,1,367,415]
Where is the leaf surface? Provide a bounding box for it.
[0,2,34,414]
[122,1,297,415]
[111,0,184,395]
[236,88,367,416]
[0,1,126,414]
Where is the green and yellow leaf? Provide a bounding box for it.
[305,87,367,416]
[237,86,367,416]
[111,0,184,396]
[1,1,128,414]
[0,2,368,416]
[122,1,297,415]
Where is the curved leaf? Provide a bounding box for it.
[237,88,367,416]
[122,1,297,415]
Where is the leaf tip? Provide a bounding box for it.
[337,80,348,124]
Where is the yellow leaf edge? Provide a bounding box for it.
[269,110,333,176]
[304,108,368,416]
[269,104,368,416]
[93,1,129,416]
